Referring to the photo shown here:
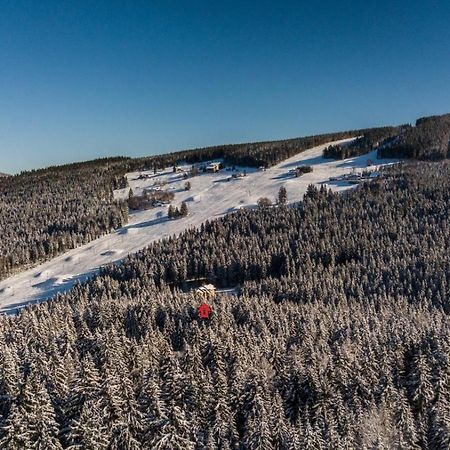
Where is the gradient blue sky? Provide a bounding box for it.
[1,0,450,173]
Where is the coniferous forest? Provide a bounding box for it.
[0,158,129,280]
[1,158,450,448]
[2,112,449,281]
[377,114,450,160]
[1,128,378,280]
[3,0,450,447]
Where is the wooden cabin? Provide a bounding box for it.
[195,284,216,299]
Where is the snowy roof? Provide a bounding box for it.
[196,284,216,293]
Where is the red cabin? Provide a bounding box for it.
[198,303,212,319]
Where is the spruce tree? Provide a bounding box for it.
[180,202,188,217]
[278,186,287,205]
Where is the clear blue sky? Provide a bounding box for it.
[1,0,450,174]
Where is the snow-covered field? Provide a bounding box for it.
[0,138,399,313]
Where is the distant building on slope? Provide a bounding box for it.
[206,163,220,173]
[195,284,216,299]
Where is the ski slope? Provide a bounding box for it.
[0,139,399,313]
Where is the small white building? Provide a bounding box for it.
[206,163,220,173]
[195,284,216,298]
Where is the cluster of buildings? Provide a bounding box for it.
[172,162,221,173]
[329,171,382,183]
[205,162,221,173]
[288,165,313,177]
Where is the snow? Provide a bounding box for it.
[0,138,399,314]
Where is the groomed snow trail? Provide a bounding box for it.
[0,139,399,313]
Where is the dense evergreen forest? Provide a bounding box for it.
[1,160,450,448]
[322,126,407,159]
[2,112,449,281]
[0,158,129,280]
[129,125,404,170]
[324,113,450,161]
[0,125,397,280]
[127,113,450,171]
[377,113,450,160]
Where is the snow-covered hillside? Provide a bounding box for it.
[0,138,399,313]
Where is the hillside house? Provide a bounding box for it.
[206,163,220,173]
[198,303,212,319]
[195,284,216,299]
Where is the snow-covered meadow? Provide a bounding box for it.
[0,138,399,313]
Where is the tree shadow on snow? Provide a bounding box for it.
[116,216,169,235]
[2,268,102,316]
[280,155,326,169]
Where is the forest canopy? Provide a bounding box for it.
[0,158,129,280]
[1,160,450,448]
[1,112,449,281]
[378,113,450,160]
